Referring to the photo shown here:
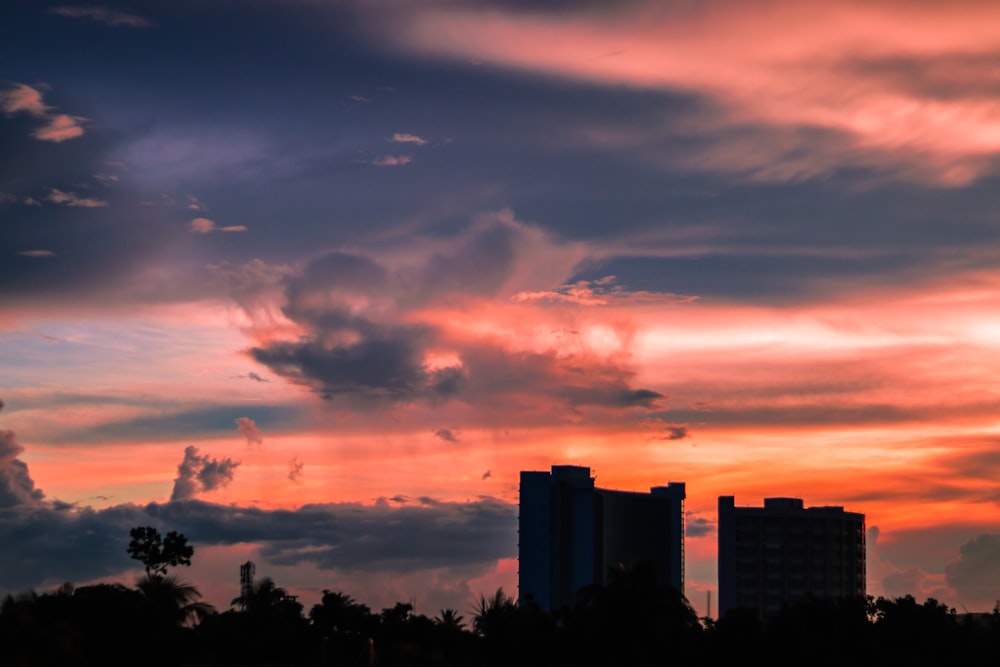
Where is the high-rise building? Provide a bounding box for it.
[717,496,866,618]
[518,465,686,612]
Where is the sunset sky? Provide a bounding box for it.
[3,0,1000,617]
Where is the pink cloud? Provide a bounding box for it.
[47,189,107,208]
[381,1,1000,185]
[236,417,264,446]
[35,113,86,142]
[0,83,47,115]
[372,154,413,166]
[0,83,87,143]
[189,217,247,233]
[391,132,428,145]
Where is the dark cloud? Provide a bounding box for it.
[0,496,517,596]
[657,424,689,441]
[945,534,1000,608]
[251,325,448,402]
[47,403,301,445]
[248,372,269,383]
[170,446,240,501]
[685,514,714,538]
[288,457,304,484]
[435,428,459,443]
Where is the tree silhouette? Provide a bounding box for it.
[434,608,465,630]
[230,576,302,619]
[569,561,702,665]
[137,573,214,627]
[127,526,194,578]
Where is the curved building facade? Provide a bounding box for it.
[518,465,686,612]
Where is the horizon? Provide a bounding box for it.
[3,0,1000,617]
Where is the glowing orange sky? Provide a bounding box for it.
[3,0,1000,617]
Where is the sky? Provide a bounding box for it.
[2,0,1000,617]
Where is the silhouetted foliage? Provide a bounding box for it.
[137,573,214,628]
[4,566,1000,667]
[568,561,702,666]
[127,525,194,578]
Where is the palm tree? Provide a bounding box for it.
[137,574,214,627]
[434,608,465,631]
[472,587,519,640]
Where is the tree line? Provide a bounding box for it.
[1,527,998,666]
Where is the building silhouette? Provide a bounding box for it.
[717,496,866,618]
[518,465,686,612]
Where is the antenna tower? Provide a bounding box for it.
[239,560,255,609]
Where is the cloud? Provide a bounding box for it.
[47,189,107,208]
[35,114,88,142]
[512,276,697,306]
[685,513,715,538]
[882,566,933,599]
[383,1,1000,185]
[235,417,263,446]
[0,496,517,596]
[48,6,153,28]
[0,415,46,509]
[372,154,413,166]
[658,424,689,441]
[560,385,664,409]
[434,428,459,443]
[288,457,304,484]
[482,469,492,480]
[349,95,370,103]
[17,250,55,258]
[0,192,37,206]
[189,217,247,233]
[391,132,428,145]
[945,534,1000,608]
[0,84,47,116]
[231,372,271,383]
[0,83,87,142]
[170,446,240,501]
[92,172,119,185]
[244,214,665,415]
